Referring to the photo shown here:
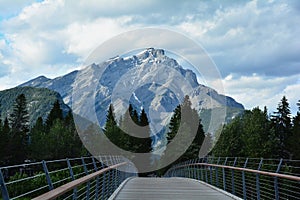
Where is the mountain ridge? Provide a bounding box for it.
[19,48,244,135]
[0,87,71,125]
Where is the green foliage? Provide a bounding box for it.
[118,104,153,154]
[104,104,153,176]
[0,118,10,165]
[0,87,70,125]
[164,95,205,163]
[212,96,300,159]
[6,172,47,199]
[213,116,244,157]
[30,105,84,161]
[271,96,292,158]
[7,94,30,164]
[45,100,63,128]
[287,100,300,159]
[0,91,85,164]
[213,107,279,158]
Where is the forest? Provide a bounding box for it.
[0,93,299,171]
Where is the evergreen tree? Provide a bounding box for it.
[271,96,292,158]
[241,107,277,157]
[29,117,46,160]
[166,105,181,143]
[287,100,300,159]
[8,94,30,164]
[104,104,121,146]
[120,104,153,153]
[136,108,153,177]
[64,111,84,157]
[139,109,152,153]
[164,95,205,163]
[1,118,11,164]
[213,107,279,158]
[46,100,63,129]
[213,116,244,157]
[30,105,84,160]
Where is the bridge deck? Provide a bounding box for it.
[110,177,240,200]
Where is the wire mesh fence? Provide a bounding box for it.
[164,157,300,200]
[0,155,137,200]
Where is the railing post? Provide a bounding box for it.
[242,158,248,200]
[209,157,213,185]
[196,158,200,180]
[274,158,283,200]
[216,157,220,187]
[200,158,204,181]
[193,159,197,179]
[81,157,90,200]
[112,156,118,189]
[67,159,77,200]
[0,168,10,200]
[189,160,192,178]
[256,158,263,200]
[92,157,100,200]
[101,156,107,199]
[223,157,228,191]
[231,157,237,195]
[205,157,208,183]
[42,160,53,190]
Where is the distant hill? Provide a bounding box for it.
[0,87,70,125]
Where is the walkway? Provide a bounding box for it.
[110,177,240,200]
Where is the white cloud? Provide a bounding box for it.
[223,73,300,115]
[63,17,132,59]
[176,0,300,77]
[0,0,299,116]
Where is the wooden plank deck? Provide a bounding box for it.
[110,177,241,200]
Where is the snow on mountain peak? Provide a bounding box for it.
[19,48,244,146]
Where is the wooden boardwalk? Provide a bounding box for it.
[109,177,240,200]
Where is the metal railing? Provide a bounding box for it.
[0,155,137,200]
[164,157,300,200]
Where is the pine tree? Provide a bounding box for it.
[135,108,153,177]
[9,94,30,164]
[3,118,10,136]
[271,96,292,158]
[64,111,84,157]
[46,100,63,130]
[1,118,11,164]
[166,105,181,143]
[287,100,300,159]
[104,104,121,146]
[29,117,46,160]
[213,116,244,157]
[139,109,152,153]
[241,107,277,157]
[164,95,205,163]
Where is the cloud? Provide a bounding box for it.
[175,0,300,77]
[223,73,300,115]
[0,0,39,19]
[0,0,299,115]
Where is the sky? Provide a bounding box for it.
[0,0,299,115]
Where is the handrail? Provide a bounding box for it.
[172,163,300,181]
[165,157,300,200]
[32,162,127,200]
[0,155,138,200]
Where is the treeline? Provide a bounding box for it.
[213,96,300,159]
[104,95,207,175]
[0,94,86,166]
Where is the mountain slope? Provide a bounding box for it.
[0,87,70,124]
[19,48,244,134]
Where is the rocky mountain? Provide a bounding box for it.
[19,48,244,136]
[0,87,70,125]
